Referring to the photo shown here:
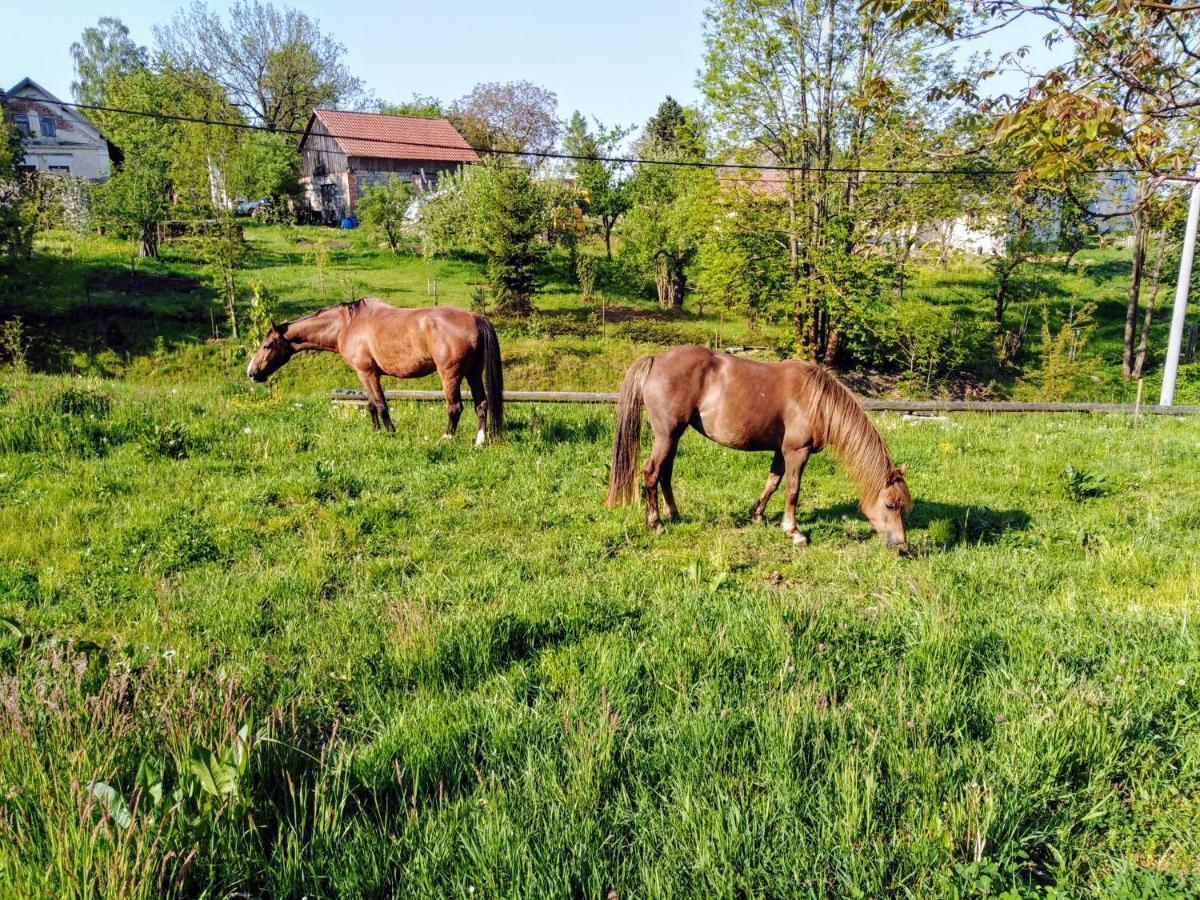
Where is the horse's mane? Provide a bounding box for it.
[800,364,894,500]
[289,298,366,325]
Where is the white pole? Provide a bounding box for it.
[1159,162,1200,407]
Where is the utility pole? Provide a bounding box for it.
[1159,162,1200,407]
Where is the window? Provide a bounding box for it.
[39,116,56,138]
[12,114,32,136]
[49,165,70,175]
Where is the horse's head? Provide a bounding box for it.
[862,464,912,550]
[246,323,294,382]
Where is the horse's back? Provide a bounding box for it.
[351,300,479,377]
[643,345,810,450]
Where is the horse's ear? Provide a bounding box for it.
[898,462,908,476]
[887,465,907,484]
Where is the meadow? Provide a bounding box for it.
[1,225,1199,897]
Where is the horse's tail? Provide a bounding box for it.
[606,355,654,508]
[476,315,504,438]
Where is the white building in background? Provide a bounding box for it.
[1,78,120,180]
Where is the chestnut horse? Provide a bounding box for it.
[247,299,503,443]
[605,346,912,548]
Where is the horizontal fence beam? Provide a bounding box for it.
[330,389,1200,416]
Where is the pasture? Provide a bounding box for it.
[1,370,1199,897]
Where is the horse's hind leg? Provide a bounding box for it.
[438,366,465,438]
[752,451,785,523]
[466,368,487,447]
[643,429,682,529]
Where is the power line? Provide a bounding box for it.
[59,100,1058,180]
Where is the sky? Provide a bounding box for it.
[2,0,1068,136]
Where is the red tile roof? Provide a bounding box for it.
[307,109,480,163]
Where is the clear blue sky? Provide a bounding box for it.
[2,0,709,132]
[2,0,1064,135]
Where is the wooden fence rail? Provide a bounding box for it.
[330,389,1200,416]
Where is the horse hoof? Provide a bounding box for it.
[441,433,453,441]
[475,428,486,447]
[751,513,764,525]
[791,532,809,546]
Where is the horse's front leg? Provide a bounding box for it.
[780,446,811,545]
[751,451,785,523]
[355,368,392,433]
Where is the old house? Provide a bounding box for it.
[298,109,479,224]
[1,78,119,180]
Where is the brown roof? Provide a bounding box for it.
[307,108,480,163]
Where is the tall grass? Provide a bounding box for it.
[1,375,1198,896]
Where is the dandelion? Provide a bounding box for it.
[1119,656,1127,666]
[1178,678,1186,687]
[817,643,826,653]
[243,427,252,435]
[162,649,176,660]
[906,720,914,729]
[719,709,728,719]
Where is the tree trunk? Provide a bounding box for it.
[671,255,687,308]
[140,221,159,259]
[1132,228,1168,378]
[603,216,615,260]
[994,265,1011,325]
[1121,211,1148,379]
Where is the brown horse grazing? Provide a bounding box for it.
[605,345,912,548]
[247,299,503,443]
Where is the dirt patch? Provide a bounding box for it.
[87,272,203,295]
[600,305,672,323]
[840,368,996,400]
[295,238,351,250]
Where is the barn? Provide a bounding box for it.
[298,109,479,224]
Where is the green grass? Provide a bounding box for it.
[1,373,1198,897]
[1,224,1198,896]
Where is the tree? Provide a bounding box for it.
[643,96,687,151]
[450,81,560,156]
[0,123,35,292]
[358,178,413,252]
[563,112,632,259]
[155,1,363,132]
[465,159,548,314]
[95,70,176,259]
[70,17,148,108]
[701,0,967,361]
[379,95,446,119]
[623,127,714,309]
[923,0,1199,378]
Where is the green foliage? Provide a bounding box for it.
[1017,301,1100,402]
[1060,463,1106,502]
[154,0,364,132]
[225,131,302,205]
[464,160,548,314]
[203,216,246,339]
[576,254,597,301]
[564,112,633,258]
[842,299,994,389]
[0,122,36,289]
[1,317,31,373]
[379,94,446,119]
[356,178,413,253]
[69,16,147,107]
[622,130,714,309]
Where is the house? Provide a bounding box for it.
[298,109,479,224]
[1,78,119,180]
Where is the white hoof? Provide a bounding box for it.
[791,531,809,546]
[441,433,453,441]
[475,428,485,447]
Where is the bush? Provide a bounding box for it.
[357,177,413,253]
[841,300,993,389]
